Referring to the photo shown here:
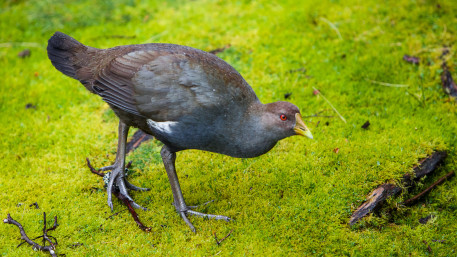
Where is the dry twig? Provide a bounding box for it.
[349,151,447,225]
[403,171,455,206]
[3,213,59,257]
[125,129,153,154]
[213,229,234,246]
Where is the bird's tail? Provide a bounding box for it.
[47,32,95,85]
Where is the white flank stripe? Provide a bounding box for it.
[147,119,177,134]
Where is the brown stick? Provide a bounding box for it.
[403,171,455,206]
[125,130,153,154]
[213,229,234,246]
[3,213,58,257]
[349,151,447,226]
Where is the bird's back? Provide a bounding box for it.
[47,32,259,121]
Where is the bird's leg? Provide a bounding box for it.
[105,121,149,211]
[160,145,231,232]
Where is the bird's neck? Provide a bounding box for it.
[218,102,277,158]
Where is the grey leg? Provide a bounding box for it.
[105,121,148,211]
[160,145,231,233]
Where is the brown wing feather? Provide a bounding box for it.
[91,44,258,121]
[90,47,153,117]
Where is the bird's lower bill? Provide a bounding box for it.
[294,113,313,139]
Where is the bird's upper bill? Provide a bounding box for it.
[294,113,313,139]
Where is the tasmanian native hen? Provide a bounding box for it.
[47,32,313,232]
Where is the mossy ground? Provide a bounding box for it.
[1,0,457,256]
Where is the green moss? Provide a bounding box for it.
[1,0,457,255]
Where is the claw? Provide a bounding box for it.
[176,209,231,233]
[125,180,150,192]
[180,212,196,233]
[186,210,231,221]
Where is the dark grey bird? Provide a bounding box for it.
[47,32,313,232]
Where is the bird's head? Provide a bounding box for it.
[262,101,313,140]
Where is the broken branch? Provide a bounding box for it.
[125,130,153,154]
[3,213,58,257]
[213,229,234,246]
[349,151,447,226]
[403,171,455,206]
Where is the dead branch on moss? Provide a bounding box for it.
[125,130,153,154]
[86,158,152,232]
[213,229,234,246]
[403,171,455,206]
[3,213,59,257]
[349,151,447,226]
[29,202,40,209]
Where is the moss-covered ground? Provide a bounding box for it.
[1,0,457,256]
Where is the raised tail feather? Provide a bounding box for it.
[47,32,96,91]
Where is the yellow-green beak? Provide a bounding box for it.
[294,113,313,139]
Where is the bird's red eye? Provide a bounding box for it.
[280,114,287,121]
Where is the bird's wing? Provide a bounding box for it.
[92,44,258,121]
[90,47,152,117]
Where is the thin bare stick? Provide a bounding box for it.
[213,229,234,245]
[313,87,346,123]
[349,151,447,225]
[319,17,343,40]
[86,158,105,177]
[403,171,455,206]
[366,79,409,88]
[3,213,58,257]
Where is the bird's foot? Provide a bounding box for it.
[175,204,231,233]
[105,166,149,211]
[86,158,149,210]
[91,160,150,192]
